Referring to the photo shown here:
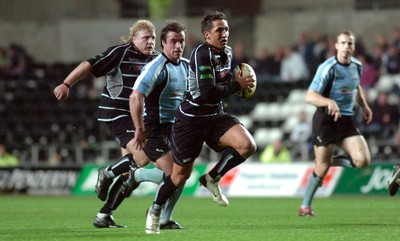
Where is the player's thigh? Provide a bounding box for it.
[106,117,135,149]
[218,124,256,157]
[154,152,174,175]
[121,148,129,156]
[339,135,371,167]
[170,119,204,163]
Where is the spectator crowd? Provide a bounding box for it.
[0,43,33,79]
[2,27,400,165]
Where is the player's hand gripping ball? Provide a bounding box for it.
[234,63,257,100]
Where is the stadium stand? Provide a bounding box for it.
[2,0,400,165]
[2,62,400,165]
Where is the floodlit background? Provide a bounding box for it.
[0,0,400,167]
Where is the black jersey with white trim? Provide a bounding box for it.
[180,43,241,117]
[87,43,159,122]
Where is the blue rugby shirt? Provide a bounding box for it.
[309,56,362,116]
[133,53,189,124]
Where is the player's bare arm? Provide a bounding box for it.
[356,85,373,124]
[305,89,341,121]
[53,61,92,100]
[129,90,146,150]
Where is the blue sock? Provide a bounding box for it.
[301,172,323,207]
[161,185,183,224]
[135,167,164,184]
[331,155,355,168]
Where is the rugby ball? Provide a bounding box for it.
[234,63,257,100]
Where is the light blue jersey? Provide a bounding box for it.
[309,56,362,116]
[133,53,189,124]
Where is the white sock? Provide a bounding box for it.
[96,213,109,218]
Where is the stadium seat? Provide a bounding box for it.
[367,88,378,103]
[282,115,298,134]
[375,74,395,92]
[253,127,283,147]
[304,104,316,120]
[393,74,400,88]
[251,102,286,123]
[276,102,293,121]
[265,102,282,122]
[250,102,270,122]
[286,103,306,117]
[236,115,254,130]
[286,89,307,103]
[388,92,400,105]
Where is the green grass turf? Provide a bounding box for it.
[1,195,399,241]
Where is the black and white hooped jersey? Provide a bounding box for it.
[87,43,159,122]
[180,43,241,118]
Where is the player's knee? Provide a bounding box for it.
[171,173,188,187]
[240,137,257,158]
[351,151,371,168]
[353,156,370,168]
[135,158,150,167]
[126,145,150,167]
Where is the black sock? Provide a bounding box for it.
[107,153,134,177]
[154,175,178,208]
[208,147,245,182]
[100,175,126,214]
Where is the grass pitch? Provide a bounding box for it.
[1,195,399,241]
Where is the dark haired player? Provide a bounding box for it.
[144,11,257,234]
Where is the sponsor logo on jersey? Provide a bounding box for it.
[170,89,184,97]
[340,86,354,94]
[199,65,212,71]
[200,74,213,79]
[129,65,143,73]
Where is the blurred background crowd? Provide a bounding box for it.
[1,0,400,167]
